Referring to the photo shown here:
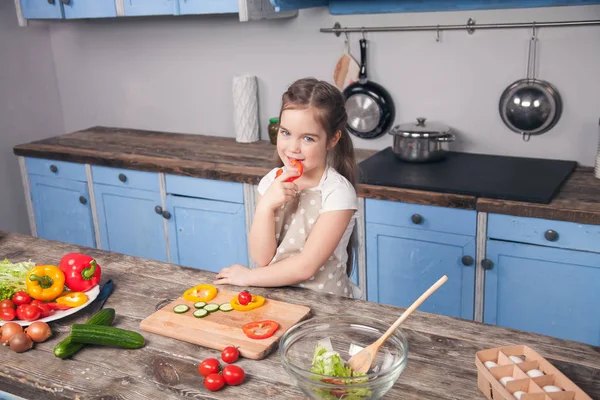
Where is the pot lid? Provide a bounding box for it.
[390,117,451,138]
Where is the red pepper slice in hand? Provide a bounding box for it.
[59,253,102,292]
[242,320,279,340]
[275,159,303,183]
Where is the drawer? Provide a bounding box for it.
[487,214,600,254]
[26,158,87,182]
[365,199,477,237]
[91,166,160,192]
[165,174,243,204]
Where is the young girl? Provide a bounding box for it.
[214,77,359,298]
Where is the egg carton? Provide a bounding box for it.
[475,345,592,400]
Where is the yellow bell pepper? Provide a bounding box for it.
[183,284,217,302]
[55,291,88,307]
[26,265,65,301]
[230,295,265,311]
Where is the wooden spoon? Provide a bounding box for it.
[347,275,448,374]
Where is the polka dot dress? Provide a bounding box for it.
[269,190,353,298]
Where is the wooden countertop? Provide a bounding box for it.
[1,232,599,399]
[13,126,600,223]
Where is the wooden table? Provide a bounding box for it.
[1,232,598,400]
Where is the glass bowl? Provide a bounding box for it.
[279,315,408,399]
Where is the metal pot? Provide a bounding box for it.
[389,117,455,163]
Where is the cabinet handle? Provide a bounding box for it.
[49,165,58,173]
[61,0,70,4]
[461,255,474,266]
[544,229,559,242]
[154,205,163,215]
[47,0,55,4]
[79,196,87,205]
[118,173,127,183]
[411,214,423,225]
[162,210,172,220]
[481,259,494,270]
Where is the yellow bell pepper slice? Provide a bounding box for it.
[26,265,65,301]
[183,284,217,303]
[55,291,88,307]
[230,295,265,311]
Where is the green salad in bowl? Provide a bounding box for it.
[280,315,408,400]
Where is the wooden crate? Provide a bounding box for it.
[475,345,592,400]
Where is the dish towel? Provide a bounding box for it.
[232,75,260,143]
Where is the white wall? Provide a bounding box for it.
[0,1,64,233]
[48,5,600,165]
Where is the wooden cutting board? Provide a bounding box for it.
[140,288,311,360]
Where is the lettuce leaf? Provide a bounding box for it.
[0,259,34,301]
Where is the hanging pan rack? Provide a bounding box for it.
[321,18,600,37]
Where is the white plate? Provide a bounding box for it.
[0,285,100,327]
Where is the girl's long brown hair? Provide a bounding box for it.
[277,77,358,277]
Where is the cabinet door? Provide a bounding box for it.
[366,223,475,320]
[94,184,168,262]
[20,0,63,19]
[62,0,117,18]
[179,0,238,14]
[28,175,96,248]
[484,240,600,346]
[166,195,248,273]
[122,0,176,16]
[269,0,328,11]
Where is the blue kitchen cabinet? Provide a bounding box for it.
[165,195,248,273]
[20,0,63,19]
[28,174,96,248]
[269,0,328,11]
[62,0,117,19]
[178,0,238,14]
[164,175,248,273]
[92,167,168,262]
[483,240,600,346]
[122,0,177,16]
[365,199,477,320]
[484,213,600,346]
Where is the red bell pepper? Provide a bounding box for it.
[275,159,304,182]
[242,320,279,340]
[59,253,102,292]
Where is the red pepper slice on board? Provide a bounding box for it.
[242,320,279,340]
[275,159,304,182]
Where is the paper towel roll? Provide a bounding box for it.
[232,75,260,143]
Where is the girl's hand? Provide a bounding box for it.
[214,264,252,287]
[259,170,299,211]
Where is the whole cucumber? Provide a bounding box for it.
[53,308,116,359]
[69,324,145,349]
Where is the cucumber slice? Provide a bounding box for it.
[219,303,233,312]
[173,304,189,314]
[193,309,209,318]
[204,303,220,313]
[193,301,207,309]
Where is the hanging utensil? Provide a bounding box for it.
[333,32,360,91]
[498,24,562,142]
[343,34,395,139]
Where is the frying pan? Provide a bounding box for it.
[343,39,395,139]
[499,27,562,141]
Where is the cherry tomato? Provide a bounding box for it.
[221,346,240,364]
[222,365,245,386]
[0,299,15,309]
[0,308,16,321]
[11,292,31,306]
[15,304,29,320]
[21,304,41,321]
[36,303,52,318]
[203,373,225,391]
[198,358,220,377]
[237,290,252,306]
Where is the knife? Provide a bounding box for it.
[88,279,113,314]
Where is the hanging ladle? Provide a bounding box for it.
[498,23,562,142]
[347,275,448,374]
